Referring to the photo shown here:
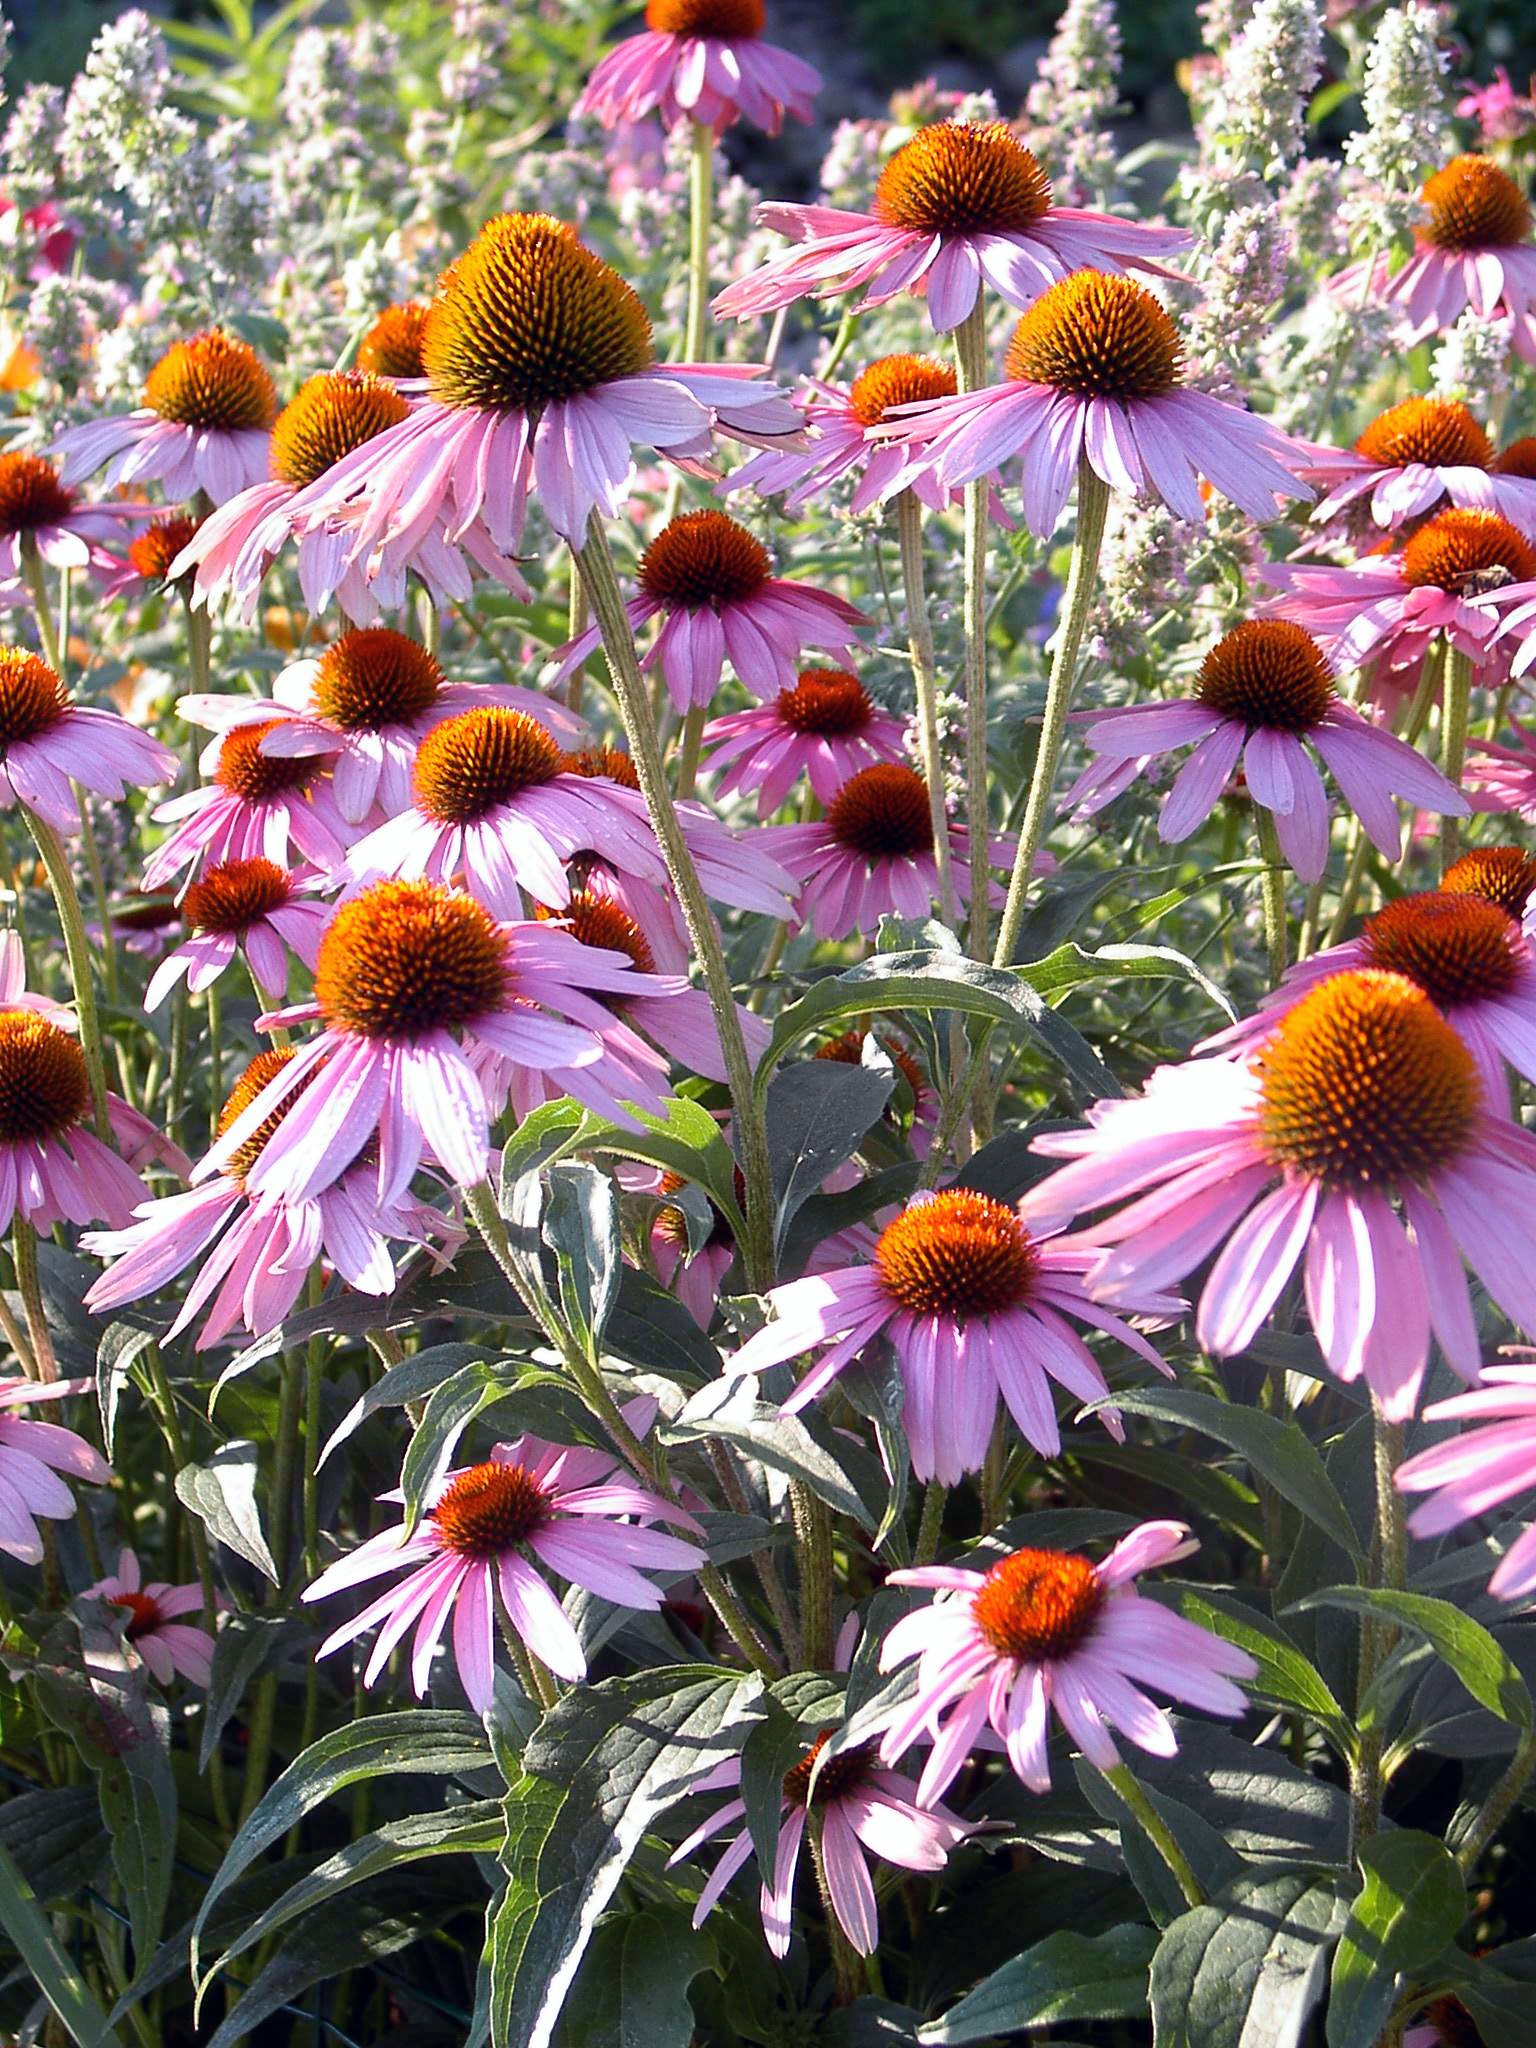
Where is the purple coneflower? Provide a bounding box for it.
[1022,968,1536,1418]
[143,858,328,1010]
[85,1048,461,1350]
[671,1728,969,1957]
[714,120,1189,333]
[879,270,1308,534]
[731,1187,1179,1483]
[1063,620,1467,882]
[0,647,176,836]
[0,450,151,598]
[0,1008,165,1234]
[575,0,821,137]
[551,509,869,713]
[304,1411,705,1703]
[1293,397,1536,537]
[877,1521,1256,1800]
[700,668,906,815]
[83,1546,216,1687]
[52,329,278,505]
[0,1376,111,1563]
[1396,1361,1536,1601]
[142,714,350,891]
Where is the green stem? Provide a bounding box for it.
[565,548,588,718]
[11,1222,55,1382]
[20,537,61,672]
[23,808,109,1138]
[953,303,993,965]
[790,1481,833,1669]
[914,1481,947,1566]
[576,520,774,1293]
[1322,823,1372,949]
[991,464,1111,970]
[75,791,119,1010]
[1455,1728,1536,1875]
[674,704,707,801]
[205,978,223,1146]
[894,490,958,928]
[1440,638,1473,874]
[1255,806,1290,987]
[1349,1401,1406,1861]
[683,119,714,366]
[1103,1762,1206,1908]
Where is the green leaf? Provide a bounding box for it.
[71,1610,176,1971]
[765,1057,894,1254]
[319,1341,490,1465]
[1150,1866,1349,2048]
[0,1787,105,1906]
[664,1376,882,1530]
[1171,1588,1351,1750]
[487,1665,765,2048]
[0,1838,122,2046]
[193,1711,489,1964]
[94,1321,157,1462]
[603,1266,722,1384]
[198,1614,305,1773]
[1290,1586,1533,1727]
[398,1362,588,1532]
[917,1923,1155,2042]
[1019,940,1236,1024]
[1326,1832,1466,2048]
[739,1673,842,1877]
[514,1097,745,1242]
[1108,1387,1362,1562]
[542,1161,622,1362]
[552,1906,716,2048]
[174,1440,278,1582]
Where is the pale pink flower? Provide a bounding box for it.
[0,1376,111,1564]
[551,509,869,713]
[671,1731,969,1957]
[714,121,1189,333]
[304,1406,705,1704]
[877,1522,1256,1800]
[1329,156,1536,363]
[85,1048,463,1351]
[142,714,350,891]
[83,1547,216,1687]
[1062,620,1468,882]
[285,215,798,590]
[1397,1361,1536,1600]
[142,859,328,1010]
[51,329,279,505]
[575,0,821,136]
[1466,722,1536,817]
[701,667,906,815]
[0,451,152,599]
[881,271,1309,534]
[1291,396,1536,536]
[1022,968,1536,1419]
[731,1187,1180,1484]
[0,647,176,837]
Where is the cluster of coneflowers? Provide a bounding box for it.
[6,0,1536,1995]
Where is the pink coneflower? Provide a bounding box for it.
[880,271,1309,534]
[1022,968,1536,1418]
[714,120,1190,332]
[1329,156,1536,363]
[1466,722,1536,820]
[0,450,150,597]
[649,1167,742,1325]
[141,714,350,891]
[201,881,621,1203]
[551,510,869,713]
[814,1027,940,1160]
[51,329,278,505]
[670,1727,969,1957]
[83,1546,216,1687]
[1442,843,1536,934]
[355,304,428,380]
[0,1008,166,1234]
[0,648,176,836]
[1208,888,1536,1103]
[85,1048,461,1350]
[575,0,821,137]
[701,668,907,815]
[180,627,581,829]
[0,1376,110,1563]
[1396,1361,1536,1600]
[285,215,798,588]
[876,1521,1256,1800]
[768,762,1012,941]
[1269,509,1536,693]
[726,355,975,516]
[303,1411,705,1703]
[142,858,328,1010]
[1061,620,1468,882]
[731,1187,1179,1483]
[102,513,204,600]
[1291,397,1536,539]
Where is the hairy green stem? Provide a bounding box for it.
[790,1481,833,1669]
[1255,807,1290,987]
[1440,638,1473,873]
[894,490,958,926]
[1349,1402,1406,1861]
[23,808,110,1139]
[576,520,775,1292]
[684,119,714,366]
[11,1221,55,1382]
[914,1481,947,1566]
[1104,1762,1205,1908]
[20,537,61,672]
[1455,1728,1536,1875]
[953,304,993,965]
[991,465,1111,970]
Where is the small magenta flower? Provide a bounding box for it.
[701,668,907,815]
[1063,620,1468,881]
[143,859,328,1010]
[731,1187,1180,1483]
[670,1728,969,1957]
[84,1546,217,1687]
[52,329,279,505]
[575,0,822,138]
[552,510,870,713]
[0,1377,111,1563]
[304,1411,705,1704]
[0,648,176,836]
[1396,1360,1536,1601]
[877,1522,1257,1800]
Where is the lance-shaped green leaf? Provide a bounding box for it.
[765,1056,894,1253]
[0,1838,122,2047]
[1327,1832,1466,2048]
[1150,1865,1350,2048]
[917,1923,1155,2042]
[542,1161,622,1361]
[739,1672,844,1878]
[505,1096,745,1241]
[1289,1586,1533,1727]
[174,1441,277,1581]
[552,1906,716,2048]
[73,1610,177,1972]
[487,1665,765,2048]
[1171,1587,1352,1753]
[664,1374,883,1530]
[320,1342,490,1466]
[1018,939,1236,1023]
